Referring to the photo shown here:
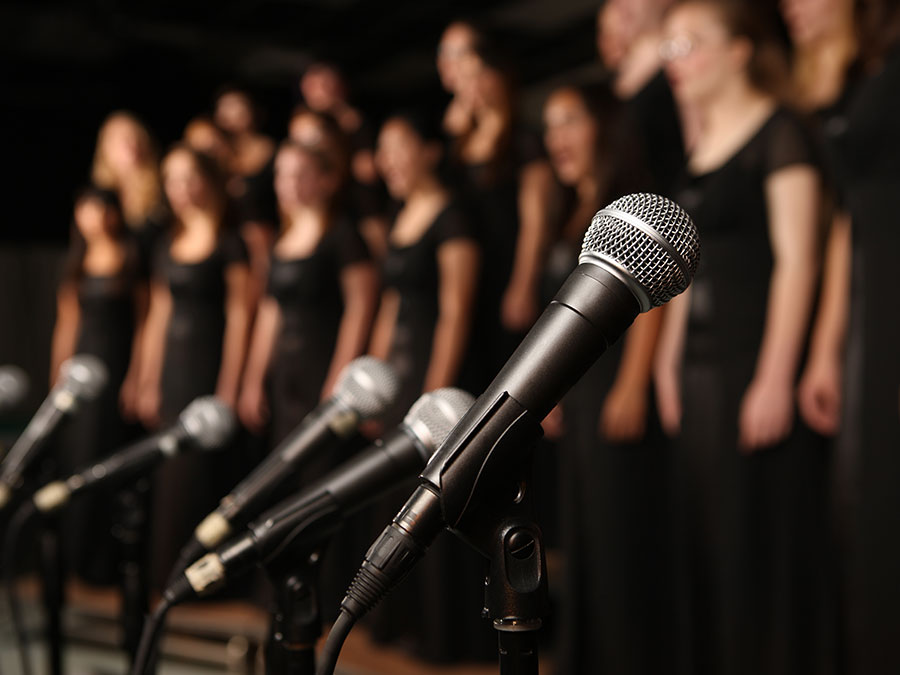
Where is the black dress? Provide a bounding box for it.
[368,201,495,663]
[674,108,834,675]
[148,228,248,590]
[57,245,144,585]
[265,216,369,454]
[545,235,674,675]
[835,47,900,675]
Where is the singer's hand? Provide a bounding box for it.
[599,383,648,444]
[797,352,842,436]
[137,386,162,429]
[654,367,682,437]
[238,385,268,433]
[541,404,565,440]
[501,285,539,333]
[739,377,794,452]
[118,372,140,422]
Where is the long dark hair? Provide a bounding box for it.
[858,0,900,68]
[63,185,132,284]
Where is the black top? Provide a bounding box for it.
[677,107,819,364]
[234,156,279,226]
[624,70,686,197]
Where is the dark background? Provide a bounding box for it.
[1,0,606,244]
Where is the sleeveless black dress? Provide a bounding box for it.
[674,108,835,675]
[148,228,248,590]
[265,217,369,455]
[57,245,144,585]
[368,202,495,663]
[545,236,674,675]
[834,47,900,675]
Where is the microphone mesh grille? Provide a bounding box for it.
[404,388,475,453]
[179,396,236,449]
[335,357,401,420]
[59,354,108,401]
[0,366,28,408]
[581,193,700,308]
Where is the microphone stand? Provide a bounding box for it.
[114,477,151,661]
[451,452,549,675]
[263,549,323,675]
[39,513,64,675]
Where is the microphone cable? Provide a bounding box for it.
[130,593,173,675]
[2,500,39,675]
[315,610,354,675]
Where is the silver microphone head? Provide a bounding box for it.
[580,193,700,312]
[58,355,108,401]
[334,357,401,421]
[0,366,29,411]
[403,388,476,458]
[179,397,236,449]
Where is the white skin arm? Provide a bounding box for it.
[320,261,379,399]
[137,279,172,428]
[653,289,691,437]
[237,297,281,432]
[423,239,480,391]
[49,283,80,388]
[215,263,252,407]
[797,211,851,435]
[739,164,820,451]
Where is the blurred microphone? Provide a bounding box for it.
[0,355,107,509]
[170,356,400,577]
[30,397,235,515]
[164,388,475,603]
[0,366,29,414]
[335,193,700,632]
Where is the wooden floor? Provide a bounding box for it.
[9,578,555,674]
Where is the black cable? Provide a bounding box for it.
[315,610,355,675]
[130,595,171,675]
[164,536,205,589]
[2,501,38,675]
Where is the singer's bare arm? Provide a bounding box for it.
[137,279,172,427]
[120,281,149,419]
[49,283,80,387]
[797,211,851,435]
[369,289,400,362]
[503,159,555,331]
[424,239,480,392]
[653,289,691,436]
[237,297,282,431]
[600,306,664,443]
[740,164,820,450]
[216,262,251,408]
[321,262,379,399]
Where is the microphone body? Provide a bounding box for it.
[182,357,400,561]
[0,366,29,414]
[338,193,701,623]
[0,355,107,509]
[169,388,475,601]
[30,396,234,515]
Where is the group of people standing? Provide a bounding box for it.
[46,0,899,673]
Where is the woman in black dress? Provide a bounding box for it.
[137,145,251,589]
[445,37,555,385]
[366,113,491,662]
[237,140,377,454]
[49,186,147,585]
[657,2,833,673]
[90,111,165,261]
[541,83,673,675]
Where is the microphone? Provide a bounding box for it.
[172,356,400,574]
[0,366,29,414]
[30,396,235,515]
[0,354,107,509]
[166,388,475,602]
[336,193,700,631]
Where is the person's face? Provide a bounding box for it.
[437,23,478,92]
[662,3,748,104]
[184,121,231,169]
[597,2,632,70]
[300,67,344,112]
[780,0,851,46]
[274,146,330,210]
[375,120,433,199]
[543,89,599,186]
[214,92,254,135]
[103,117,144,174]
[288,112,326,146]
[162,150,212,215]
[74,198,116,241]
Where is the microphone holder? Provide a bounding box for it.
[263,549,323,675]
[448,444,549,675]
